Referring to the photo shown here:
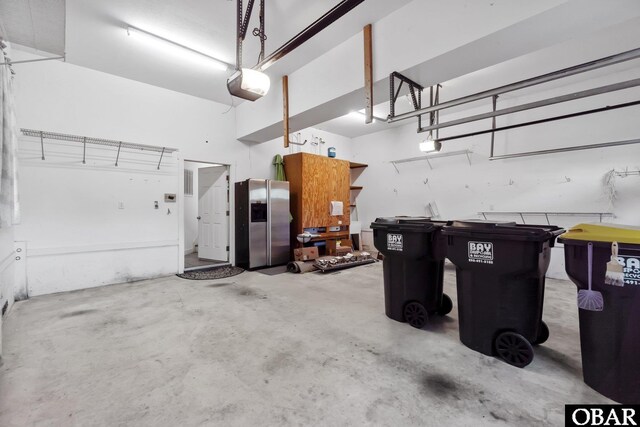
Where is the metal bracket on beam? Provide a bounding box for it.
[490,95,498,158]
[288,133,307,146]
[39,131,45,160]
[82,137,87,164]
[239,0,256,41]
[115,142,122,167]
[157,147,165,170]
[388,71,424,131]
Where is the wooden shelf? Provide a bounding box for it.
[309,232,350,242]
[350,186,363,190]
[349,161,368,169]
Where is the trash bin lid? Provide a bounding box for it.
[370,216,446,232]
[559,223,640,244]
[450,219,517,229]
[442,219,564,241]
[373,216,431,223]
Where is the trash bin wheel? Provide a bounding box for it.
[437,293,453,316]
[494,331,534,368]
[532,321,549,346]
[404,302,428,329]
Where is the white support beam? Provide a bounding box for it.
[235,0,640,143]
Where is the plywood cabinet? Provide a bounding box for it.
[284,153,350,240]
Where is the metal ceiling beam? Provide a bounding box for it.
[254,0,366,71]
[387,46,640,123]
[417,78,640,133]
[489,138,640,161]
[435,99,640,143]
[0,55,65,66]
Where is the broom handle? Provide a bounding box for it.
[588,242,593,291]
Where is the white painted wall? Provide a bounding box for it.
[0,226,15,357]
[17,138,180,295]
[11,50,249,295]
[7,0,639,298]
[352,68,640,279]
[9,50,355,296]
[248,127,353,180]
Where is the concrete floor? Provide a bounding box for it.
[184,252,226,269]
[0,263,611,426]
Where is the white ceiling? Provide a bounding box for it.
[4,0,639,141]
[0,0,65,55]
[59,0,411,105]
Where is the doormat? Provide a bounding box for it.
[177,265,245,280]
[256,265,288,276]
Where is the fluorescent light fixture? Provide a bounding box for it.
[227,68,271,101]
[419,133,442,152]
[126,26,229,71]
[347,110,377,123]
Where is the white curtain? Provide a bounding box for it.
[0,41,19,227]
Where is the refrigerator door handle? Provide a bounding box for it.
[266,180,272,265]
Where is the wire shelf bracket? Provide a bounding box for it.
[478,211,615,225]
[21,129,177,169]
[390,149,472,173]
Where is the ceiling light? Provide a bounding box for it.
[419,133,442,152]
[227,68,271,101]
[126,26,229,71]
[346,111,378,123]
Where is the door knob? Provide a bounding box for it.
[197,216,202,220]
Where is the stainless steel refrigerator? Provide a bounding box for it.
[235,179,290,269]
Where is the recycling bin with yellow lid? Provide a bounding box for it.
[559,223,640,404]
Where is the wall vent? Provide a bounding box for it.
[184,169,194,196]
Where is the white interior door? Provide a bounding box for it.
[198,166,229,261]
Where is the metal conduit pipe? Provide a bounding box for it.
[417,78,640,133]
[434,100,640,143]
[387,47,640,123]
[489,138,640,161]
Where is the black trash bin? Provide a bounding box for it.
[442,220,564,368]
[559,223,640,404]
[371,217,452,329]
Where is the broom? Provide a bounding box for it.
[604,241,625,287]
[577,242,604,311]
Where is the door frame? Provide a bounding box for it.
[178,158,233,273]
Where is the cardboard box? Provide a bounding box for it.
[294,247,319,261]
[327,239,353,256]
